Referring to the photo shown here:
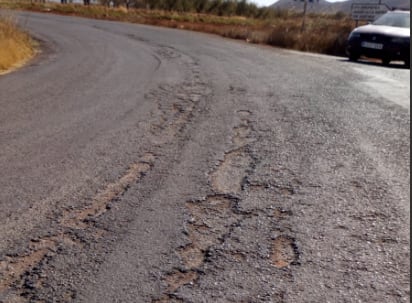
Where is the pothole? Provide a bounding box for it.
[0,153,156,300]
[270,235,299,268]
[273,208,293,221]
[210,149,253,194]
[178,244,204,269]
[233,123,254,148]
[180,196,240,271]
[186,197,239,239]
[0,249,51,292]
[280,187,294,196]
[165,270,198,292]
[0,232,84,294]
[229,251,246,262]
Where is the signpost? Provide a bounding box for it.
[351,2,390,25]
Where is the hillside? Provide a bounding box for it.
[270,0,410,14]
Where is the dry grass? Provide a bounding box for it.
[0,1,355,57]
[0,14,34,72]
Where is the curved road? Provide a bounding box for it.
[0,12,409,303]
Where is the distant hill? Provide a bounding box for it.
[270,0,410,14]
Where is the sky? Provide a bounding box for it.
[250,0,344,7]
[249,0,278,6]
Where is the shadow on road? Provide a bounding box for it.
[337,58,409,69]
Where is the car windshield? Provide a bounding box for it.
[373,12,410,28]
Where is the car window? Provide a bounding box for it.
[373,12,410,28]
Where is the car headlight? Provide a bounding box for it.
[391,37,410,44]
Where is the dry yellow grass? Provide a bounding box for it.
[0,15,34,73]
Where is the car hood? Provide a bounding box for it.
[353,24,410,38]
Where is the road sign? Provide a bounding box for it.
[351,3,389,21]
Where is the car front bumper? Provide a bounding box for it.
[346,36,410,62]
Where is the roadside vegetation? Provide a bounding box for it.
[0,14,34,72]
[0,0,355,56]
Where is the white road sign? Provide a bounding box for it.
[351,3,389,21]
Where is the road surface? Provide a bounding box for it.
[0,11,410,303]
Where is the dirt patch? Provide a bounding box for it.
[178,244,204,269]
[180,196,240,271]
[229,251,246,262]
[0,249,50,292]
[152,107,304,301]
[211,149,252,194]
[233,123,254,148]
[0,153,156,301]
[273,208,293,220]
[0,232,85,296]
[280,187,294,196]
[151,270,197,303]
[271,235,299,268]
[165,270,198,292]
[61,153,154,229]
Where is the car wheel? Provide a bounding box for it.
[348,53,359,62]
[382,57,390,66]
[405,57,410,68]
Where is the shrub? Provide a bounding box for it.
[0,14,34,71]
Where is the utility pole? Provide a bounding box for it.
[301,0,308,32]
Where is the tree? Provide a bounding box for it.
[195,0,210,13]
[208,0,223,15]
[220,0,237,16]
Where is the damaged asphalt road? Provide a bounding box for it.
[0,11,409,303]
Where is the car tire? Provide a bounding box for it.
[348,53,359,62]
[382,57,391,66]
[405,57,410,68]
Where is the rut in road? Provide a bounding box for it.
[153,111,300,302]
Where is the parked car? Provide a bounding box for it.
[346,10,410,67]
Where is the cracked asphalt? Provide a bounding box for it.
[0,11,409,303]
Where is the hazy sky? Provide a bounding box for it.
[249,0,278,6]
[250,0,345,7]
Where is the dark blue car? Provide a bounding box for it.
[346,11,410,67]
